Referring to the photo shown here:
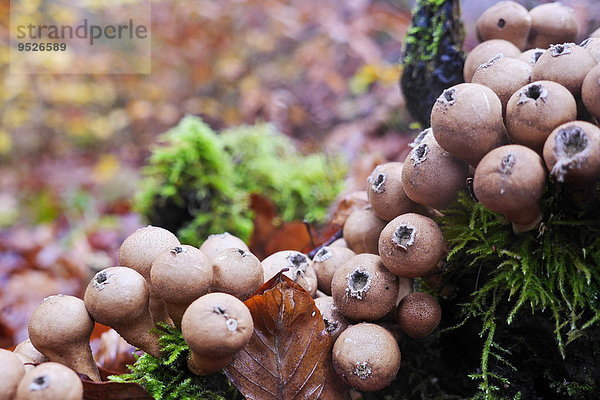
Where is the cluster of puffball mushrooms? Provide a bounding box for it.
[2,2,600,399]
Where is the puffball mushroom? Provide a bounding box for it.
[262,250,318,297]
[401,132,470,210]
[332,323,401,392]
[343,207,387,254]
[15,362,83,400]
[475,1,531,50]
[518,48,545,67]
[582,64,600,120]
[119,225,180,325]
[366,162,417,221]
[312,246,356,296]
[581,38,600,63]
[397,292,442,339]
[543,121,600,185]
[463,39,521,83]
[431,83,508,166]
[314,296,350,340]
[28,294,101,382]
[181,292,253,375]
[527,2,579,49]
[13,339,48,364]
[506,81,577,153]
[199,232,250,262]
[150,245,213,328]
[378,213,446,279]
[331,254,399,321]
[84,267,162,358]
[211,248,264,300]
[474,145,547,227]
[531,43,597,97]
[0,349,26,400]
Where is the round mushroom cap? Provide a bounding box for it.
[118,226,180,280]
[531,43,597,97]
[332,323,401,392]
[397,292,442,339]
[15,362,83,400]
[313,246,356,296]
[474,145,547,221]
[181,293,253,359]
[528,2,579,49]
[431,83,508,166]
[331,254,399,321]
[464,39,521,82]
[367,162,416,221]
[28,294,94,357]
[378,213,446,279]
[506,81,577,153]
[211,248,264,300]
[13,339,48,364]
[518,48,545,67]
[314,296,350,340]
[543,121,600,184]
[581,38,600,63]
[343,208,387,254]
[199,232,249,262]
[261,250,317,296]
[0,349,26,400]
[84,267,149,324]
[476,1,531,50]
[151,245,212,304]
[582,64,600,120]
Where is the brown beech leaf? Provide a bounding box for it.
[82,367,150,400]
[224,273,349,400]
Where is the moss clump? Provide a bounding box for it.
[135,116,346,245]
[110,324,242,400]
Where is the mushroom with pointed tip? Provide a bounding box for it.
[84,267,162,358]
[28,294,100,382]
[15,362,83,400]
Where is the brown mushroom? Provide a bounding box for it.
[476,1,531,50]
[261,250,318,296]
[367,162,417,221]
[199,232,249,262]
[582,64,600,120]
[527,3,579,49]
[313,246,356,296]
[396,292,442,339]
[343,208,387,254]
[15,362,83,400]
[211,248,264,300]
[314,296,350,341]
[13,339,48,364]
[0,349,26,400]
[464,39,521,83]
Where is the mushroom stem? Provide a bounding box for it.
[149,294,173,326]
[165,302,187,330]
[187,353,233,376]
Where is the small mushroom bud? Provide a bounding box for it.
[343,208,387,254]
[13,339,48,364]
[582,64,600,120]
[527,3,579,49]
[476,1,531,50]
[150,245,213,329]
[331,254,399,321]
[474,145,547,226]
[463,39,521,82]
[28,294,100,382]
[84,267,162,358]
[332,323,401,392]
[531,43,597,97]
[431,83,508,166]
[0,349,26,400]
[199,232,249,263]
[366,162,417,221]
[119,226,180,325]
[518,48,545,67]
[472,55,532,113]
[506,81,577,153]
[314,296,350,341]
[581,38,600,62]
[312,246,356,296]
[15,362,83,400]
[211,248,264,300]
[181,293,253,375]
[378,213,446,278]
[402,132,470,210]
[543,121,600,184]
[397,292,442,339]
[262,251,318,297]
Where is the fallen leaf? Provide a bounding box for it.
[82,367,150,400]
[224,273,349,400]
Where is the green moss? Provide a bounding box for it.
[109,324,242,400]
[135,116,346,245]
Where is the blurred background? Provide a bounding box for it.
[0,0,598,349]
